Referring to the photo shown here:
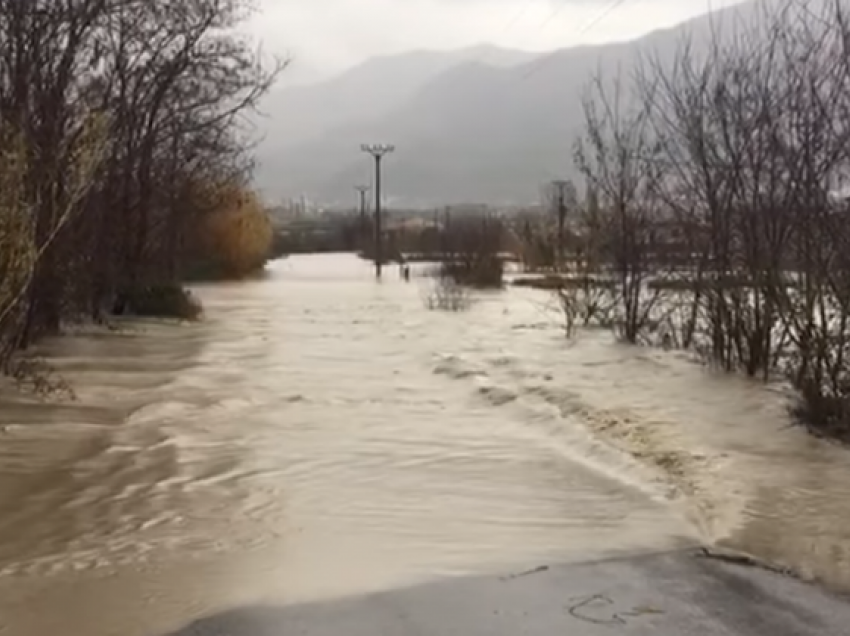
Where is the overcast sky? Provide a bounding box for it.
[245,0,745,83]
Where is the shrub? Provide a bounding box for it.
[440,256,504,289]
[113,284,202,321]
[7,357,75,399]
[187,182,273,280]
[423,275,472,312]
[440,214,505,289]
[790,384,850,444]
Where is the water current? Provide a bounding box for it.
[0,253,848,636]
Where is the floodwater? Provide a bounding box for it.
[0,253,848,636]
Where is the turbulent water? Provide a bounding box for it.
[0,254,848,636]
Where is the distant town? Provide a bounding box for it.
[266,196,546,256]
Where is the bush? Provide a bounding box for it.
[6,357,74,399]
[791,390,850,443]
[113,284,202,321]
[554,284,616,337]
[186,183,273,280]
[439,214,506,289]
[423,274,472,312]
[440,256,504,289]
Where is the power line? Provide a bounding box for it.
[497,1,536,41]
[473,0,623,78]
[492,0,583,58]
[472,0,540,67]
[519,0,633,81]
[527,0,578,41]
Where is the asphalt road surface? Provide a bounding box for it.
[165,549,850,636]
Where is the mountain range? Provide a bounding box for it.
[253,1,762,208]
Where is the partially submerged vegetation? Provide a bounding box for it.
[275,214,360,255]
[358,210,509,288]
[415,215,506,311]
[112,285,203,322]
[5,0,849,445]
[514,0,850,441]
[436,216,505,289]
[184,185,275,282]
[0,0,280,373]
[422,271,473,312]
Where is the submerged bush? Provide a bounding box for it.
[113,284,202,321]
[6,357,75,399]
[791,386,850,444]
[440,257,504,289]
[438,214,506,289]
[423,274,472,312]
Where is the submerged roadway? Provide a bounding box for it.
[170,549,850,635]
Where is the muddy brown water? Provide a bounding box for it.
[0,254,848,636]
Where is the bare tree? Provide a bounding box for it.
[585,0,850,437]
[574,70,666,343]
[440,213,505,288]
[0,0,282,369]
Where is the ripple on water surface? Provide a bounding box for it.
[1,254,849,636]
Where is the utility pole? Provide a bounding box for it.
[361,143,395,279]
[442,206,451,257]
[355,185,370,243]
[551,180,569,271]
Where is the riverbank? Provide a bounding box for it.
[510,268,850,447]
[460,304,850,592]
[573,365,850,590]
[0,257,276,389]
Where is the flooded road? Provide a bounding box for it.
[0,254,848,636]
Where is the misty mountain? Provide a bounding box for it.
[255,0,765,207]
[275,57,331,89]
[255,45,537,150]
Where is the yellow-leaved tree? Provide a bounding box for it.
[195,182,273,279]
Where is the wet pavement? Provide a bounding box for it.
[167,550,850,636]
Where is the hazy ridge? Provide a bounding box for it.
[255,1,761,207]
